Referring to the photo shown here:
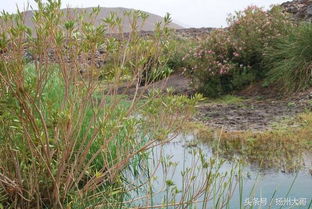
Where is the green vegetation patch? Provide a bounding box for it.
[198,112,312,172]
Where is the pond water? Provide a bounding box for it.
[126,134,312,209]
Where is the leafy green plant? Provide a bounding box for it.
[166,36,197,72]
[98,11,174,85]
[187,6,293,97]
[265,23,312,93]
[227,5,293,78]
[0,1,198,208]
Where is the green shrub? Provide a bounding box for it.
[95,12,173,85]
[188,6,293,97]
[227,5,292,78]
[265,23,312,93]
[166,36,197,72]
[0,2,198,208]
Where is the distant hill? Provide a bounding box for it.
[22,7,183,33]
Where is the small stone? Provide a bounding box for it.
[306,5,312,15]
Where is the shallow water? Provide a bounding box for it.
[126,134,312,209]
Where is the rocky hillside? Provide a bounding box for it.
[119,27,215,39]
[22,7,183,33]
[282,0,312,21]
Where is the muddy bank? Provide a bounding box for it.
[197,91,312,131]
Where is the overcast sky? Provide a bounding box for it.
[1,0,287,27]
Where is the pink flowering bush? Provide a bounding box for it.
[188,6,293,97]
[185,30,237,97]
[228,5,293,77]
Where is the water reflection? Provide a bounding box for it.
[124,134,312,209]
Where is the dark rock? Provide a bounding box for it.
[282,0,312,21]
[306,5,312,15]
[98,48,105,54]
[96,60,106,68]
[24,51,33,62]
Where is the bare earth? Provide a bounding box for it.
[196,94,312,131]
